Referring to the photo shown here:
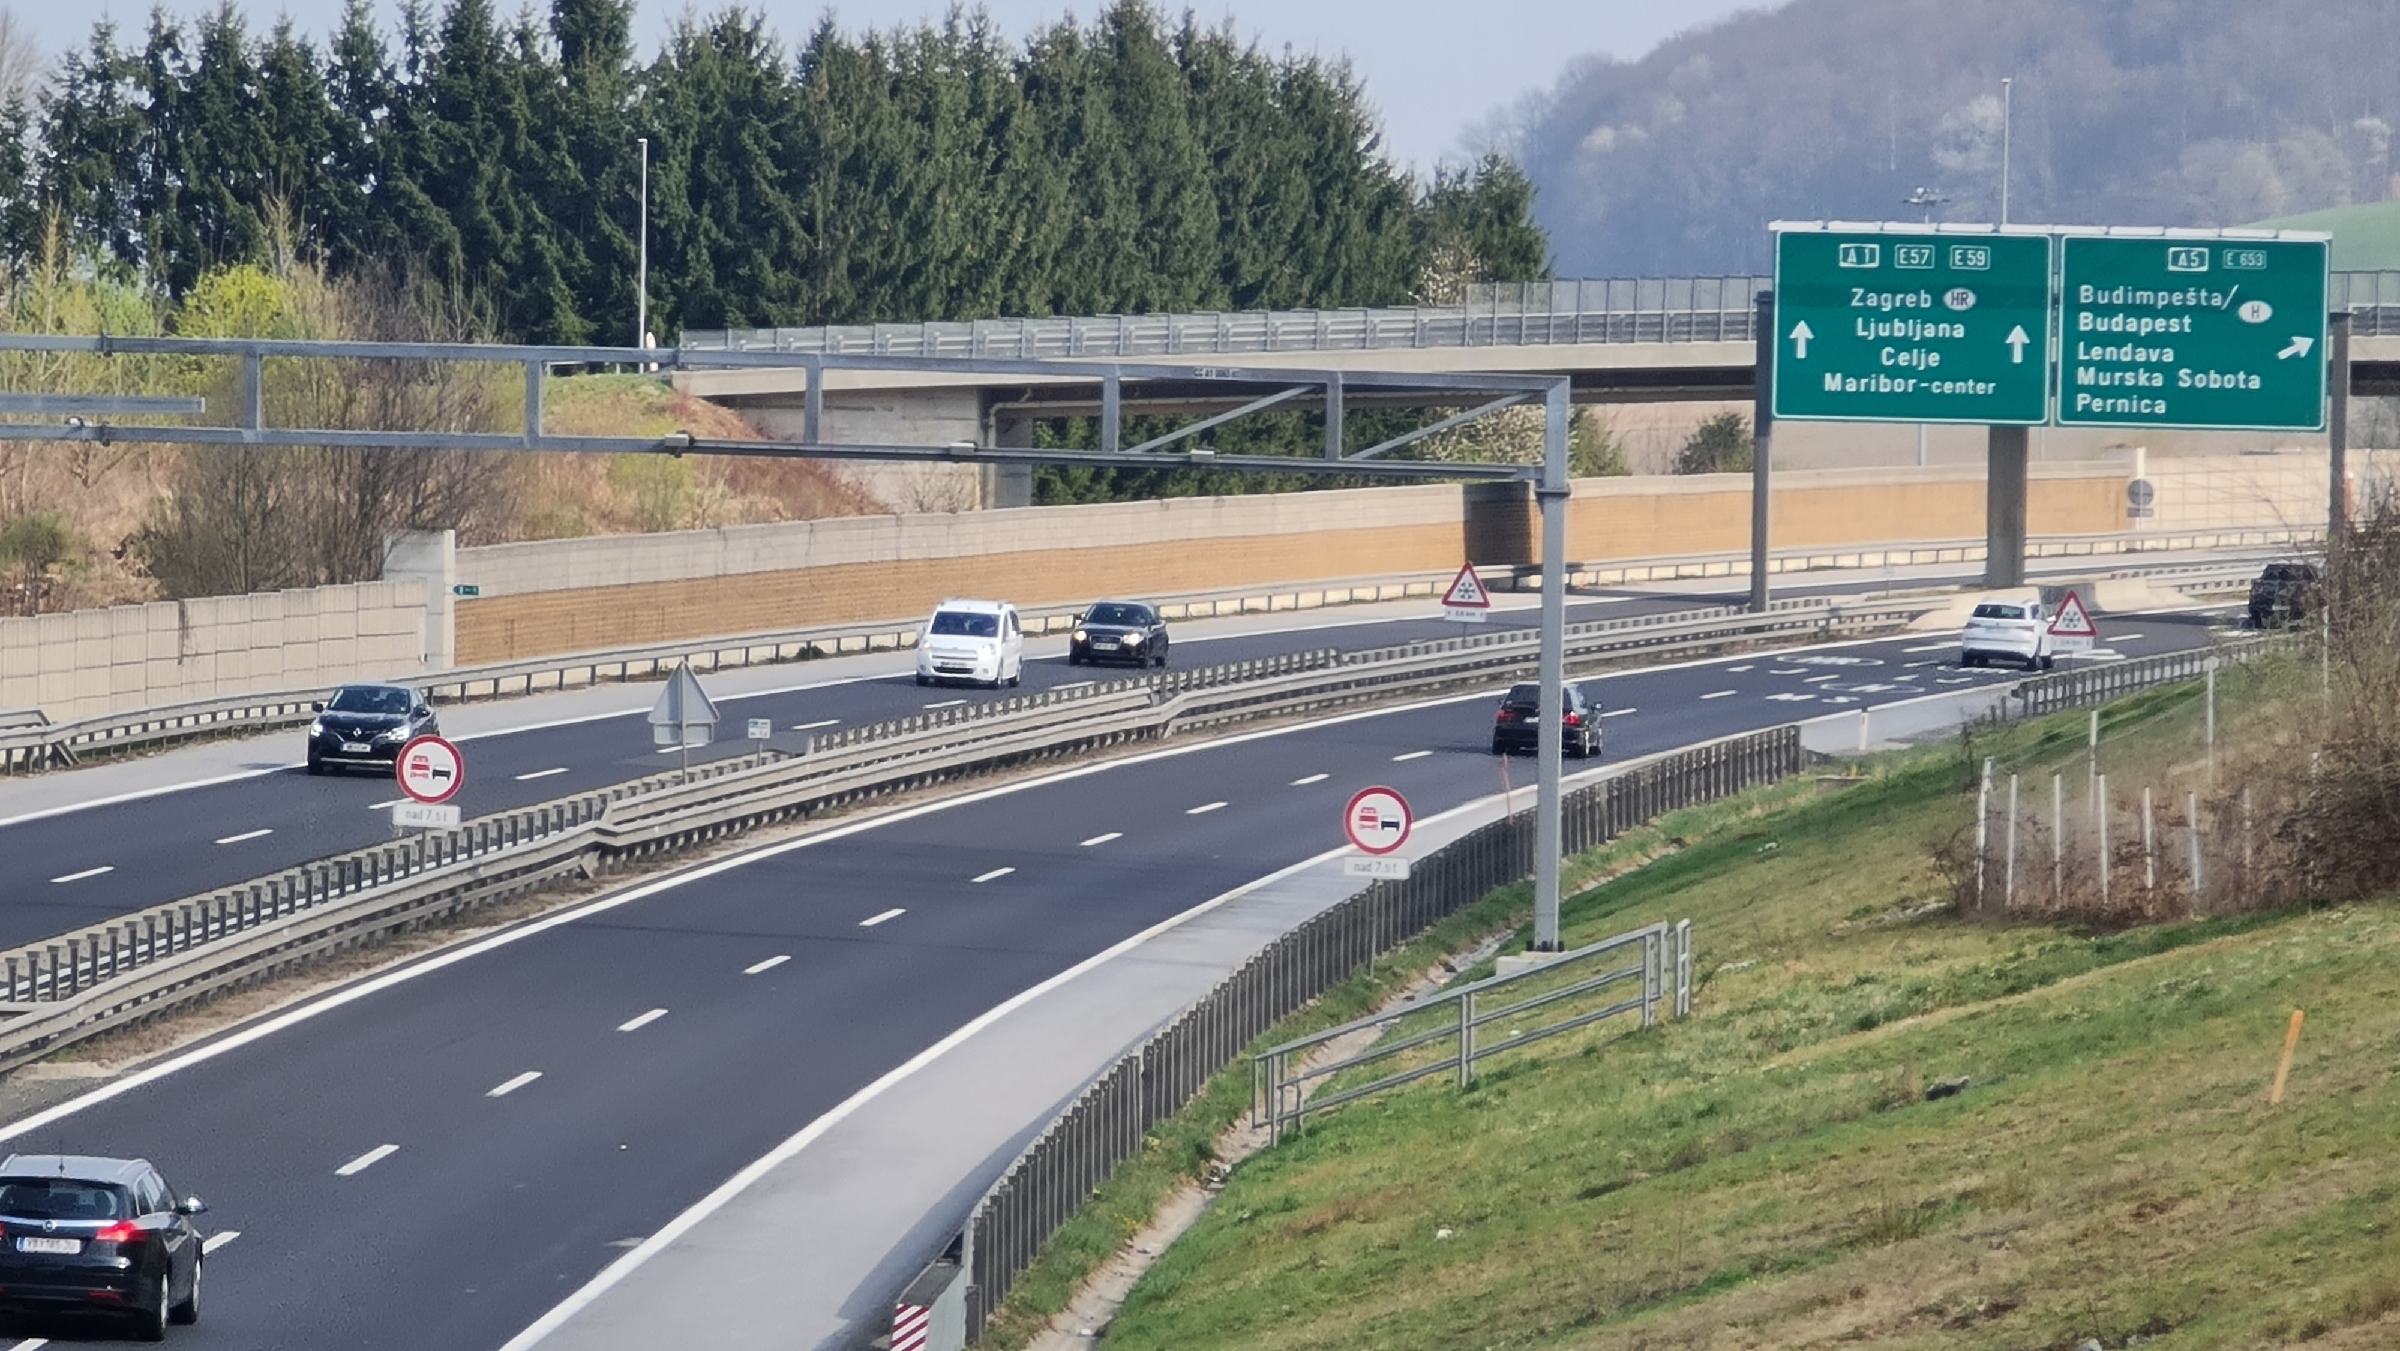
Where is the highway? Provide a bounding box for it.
[0,581,2237,1349]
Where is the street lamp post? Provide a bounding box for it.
[1999,76,2013,227]
[1902,187,1951,468]
[636,136,650,354]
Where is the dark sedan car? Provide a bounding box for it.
[1490,682,1601,758]
[2247,561,2319,629]
[0,1154,207,1340]
[1068,601,1171,668]
[306,682,439,775]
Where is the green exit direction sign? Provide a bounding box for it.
[2057,234,2329,431]
[1771,226,2052,425]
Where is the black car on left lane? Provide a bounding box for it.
[306,681,439,775]
[1068,601,1172,668]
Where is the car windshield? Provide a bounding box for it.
[929,610,999,639]
[2263,564,2313,581]
[0,1178,124,1220]
[1503,684,1570,709]
[1085,604,1149,627]
[329,686,411,715]
[1972,604,2027,620]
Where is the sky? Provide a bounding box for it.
[11,0,1769,171]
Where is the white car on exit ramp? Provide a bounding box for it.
[1958,592,2056,670]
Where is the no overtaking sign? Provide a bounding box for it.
[397,735,465,804]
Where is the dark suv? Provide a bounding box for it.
[2247,562,2320,629]
[307,682,439,775]
[0,1155,207,1339]
[1490,682,1600,758]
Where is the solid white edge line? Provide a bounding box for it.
[1390,750,1433,762]
[201,1230,240,1254]
[335,1144,398,1177]
[488,1071,543,1099]
[1186,801,1227,815]
[742,955,791,975]
[212,829,272,845]
[789,720,839,732]
[1079,832,1122,847]
[923,700,966,710]
[617,1009,668,1032]
[514,768,569,782]
[489,751,1658,1351]
[0,621,2022,1152]
[48,866,112,884]
[971,867,1015,883]
[859,908,906,928]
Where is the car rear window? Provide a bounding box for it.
[0,1178,125,1220]
[329,686,410,714]
[1085,604,1149,626]
[929,610,999,638]
[1972,603,2026,619]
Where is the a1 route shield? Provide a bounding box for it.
[2056,234,2328,431]
[1772,227,2052,425]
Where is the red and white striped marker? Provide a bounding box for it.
[891,1301,931,1351]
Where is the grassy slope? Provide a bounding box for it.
[2248,200,2400,273]
[1101,727,2400,1349]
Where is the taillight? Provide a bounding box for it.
[93,1221,140,1245]
[1564,713,1582,727]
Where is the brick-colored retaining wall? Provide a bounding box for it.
[0,582,428,722]
[450,466,2136,664]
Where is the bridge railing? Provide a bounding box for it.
[681,271,2400,357]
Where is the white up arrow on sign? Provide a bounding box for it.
[2278,336,2316,360]
[1788,320,1814,359]
[2006,325,2030,364]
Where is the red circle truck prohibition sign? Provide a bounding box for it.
[1343,786,1414,855]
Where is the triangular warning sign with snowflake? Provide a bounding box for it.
[1441,563,1492,610]
[2047,589,2099,639]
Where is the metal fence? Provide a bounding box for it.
[1253,917,1691,1145]
[685,272,2400,358]
[954,725,1801,1335]
[2013,640,2269,718]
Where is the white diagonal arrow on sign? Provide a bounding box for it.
[1788,320,1814,359]
[2278,335,2315,360]
[2006,325,2030,364]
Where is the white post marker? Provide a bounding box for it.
[2047,588,2100,658]
[1440,562,1492,624]
[1341,785,1414,878]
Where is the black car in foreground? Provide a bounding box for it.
[307,682,439,774]
[0,1155,207,1340]
[1068,601,1172,668]
[2248,561,2320,628]
[1490,682,1601,758]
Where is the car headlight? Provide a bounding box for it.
[1072,629,1088,643]
[376,726,410,743]
[309,718,326,737]
[1123,632,1144,644]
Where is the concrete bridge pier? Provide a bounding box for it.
[1985,425,2029,590]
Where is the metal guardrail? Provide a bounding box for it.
[682,272,2400,357]
[1253,918,1689,1145]
[0,523,2312,777]
[952,727,1798,1336]
[2012,640,2271,718]
[0,597,1923,1075]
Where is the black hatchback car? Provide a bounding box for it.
[307,682,439,775]
[1490,682,1601,758]
[1069,601,1172,668]
[2247,561,2320,628]
[0,1154,207,1339]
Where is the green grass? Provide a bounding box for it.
[2248,200,2400,272]
[1091,714,2400,1350]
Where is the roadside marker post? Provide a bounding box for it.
[2269,1008,2307,1105]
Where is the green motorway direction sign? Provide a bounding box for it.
[2057,236,2328,431]
[1771,229,2052,425]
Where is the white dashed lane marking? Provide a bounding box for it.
[202,1231,241,1254]
[924,700,966,710]
[790,719,839,732]
[488,1071,543,1099]
[1602,707,1636,718]
[49,867,111,884]
[514,768,568,782]
[972,867,1016,883]
[743,955,790,975]
[1728,665,1755,673]
[335,1144,398,1177]
[1391,750,1433,762]
[860,908,907,927]
[1804,674,1841,684]
[617,1009,669,1032]
[213,829,272,845]
[1902,642,1953,653]
[1290,774,1329,786]
[1080,833,1122,847]
[1186,802,1227,816]
[1701,690,1736,700]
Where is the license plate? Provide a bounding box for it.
[342,742,372,754]
[1093,640,1118,649]
[16,1236,80,1254]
